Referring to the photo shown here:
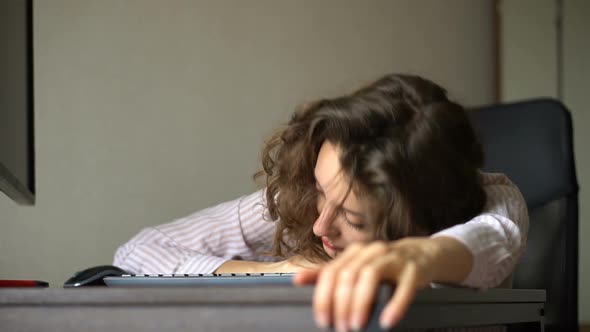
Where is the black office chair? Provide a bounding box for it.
[470,98,579,332]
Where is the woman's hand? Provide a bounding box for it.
[294,236,473,331]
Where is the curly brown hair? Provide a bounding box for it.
[256,74,486,262]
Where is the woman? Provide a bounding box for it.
[114,74,528,331]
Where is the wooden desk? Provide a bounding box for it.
[0,286,545,331]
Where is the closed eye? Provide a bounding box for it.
[339,208,366,230]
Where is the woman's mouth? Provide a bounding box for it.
[321,237,342,251]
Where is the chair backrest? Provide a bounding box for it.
[470,98,579,332]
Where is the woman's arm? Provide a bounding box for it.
[432,172,529,288]
[295,172,529,330]
[295,236,475,331]
[216,255,320,273]
[113,190,280,274]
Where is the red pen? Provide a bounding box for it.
[0,280,49,288]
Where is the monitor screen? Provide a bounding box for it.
[0,0,35,205]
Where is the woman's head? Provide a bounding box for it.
[258,74,486,261]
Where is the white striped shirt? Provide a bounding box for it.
[113,172,528,290]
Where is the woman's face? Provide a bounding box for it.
[313,141,373,258]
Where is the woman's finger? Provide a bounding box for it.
[332,242,390,331]
[311,243,368,330]
[347,251,405,330]
[312,263,341,329]
[379,262,419,330]
[332,271,355,332]
[347,264,383,330]
[293,268,320,285]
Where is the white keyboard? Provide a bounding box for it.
[104,273,297,287]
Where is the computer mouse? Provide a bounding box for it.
[63,265,129,288]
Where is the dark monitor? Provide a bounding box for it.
[0,0,35,205]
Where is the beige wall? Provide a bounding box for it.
[0,0,495,287]
[500,0,590,323]
[564,0,590,324]
[500,0,557,100]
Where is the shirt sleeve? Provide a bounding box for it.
[432,172,529,289]
[113,189,279,274]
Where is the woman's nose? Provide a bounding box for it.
[313,203,337,237]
